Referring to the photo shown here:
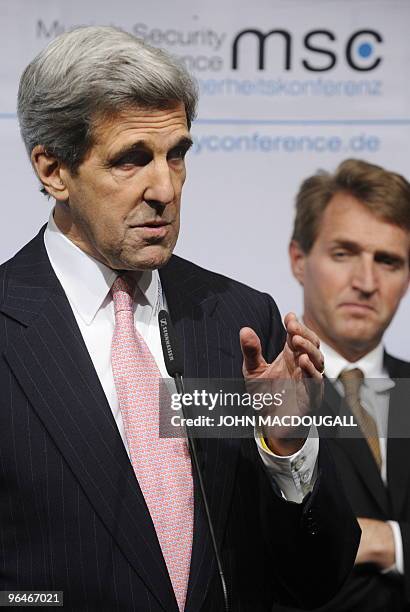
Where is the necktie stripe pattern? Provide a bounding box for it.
[111,276,193,611]
[339,368,382,470]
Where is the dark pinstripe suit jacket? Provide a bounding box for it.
[309,356,410,612]
[0,228,360,611]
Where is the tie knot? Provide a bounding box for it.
[111,276,135,314]
[339,368,364,403]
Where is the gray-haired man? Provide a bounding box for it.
[0,26,359,611]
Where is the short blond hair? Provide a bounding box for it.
[292,158,410,253]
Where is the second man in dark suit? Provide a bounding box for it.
[289,158,410,611]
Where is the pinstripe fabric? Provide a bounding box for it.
[0,227,360,611]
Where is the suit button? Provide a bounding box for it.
[304,509,318,535]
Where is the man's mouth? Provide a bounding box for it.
[137,220,170,227]
[131,221,170,240]
[338,302,376,313]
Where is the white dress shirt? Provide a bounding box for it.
[322,340,403,574]
[44,211,318,504]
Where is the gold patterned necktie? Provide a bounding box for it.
[339,368,382,470]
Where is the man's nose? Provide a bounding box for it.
[351,255,378,295]
[144,159,175,207]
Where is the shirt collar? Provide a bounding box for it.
[320,339,395,392]
[44,210,158,325]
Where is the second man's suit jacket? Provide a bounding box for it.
[284,355,410,612]
[0,228,360,611]
[318,355,410,612]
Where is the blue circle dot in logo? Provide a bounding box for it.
[358,42,373,58]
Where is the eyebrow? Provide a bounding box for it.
[107,136,193,166]
[331,239,407,265]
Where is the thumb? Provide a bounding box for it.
[240,327,267,375]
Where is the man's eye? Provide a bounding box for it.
[332,251,349,260]
[168,147,188,161]
[377,256,401,269]
[113,151,152,167]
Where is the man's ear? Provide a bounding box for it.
[31,145,69,201]
[289,240,306,286]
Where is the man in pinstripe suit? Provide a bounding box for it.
[0,26,359,611]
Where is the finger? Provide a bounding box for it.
[284,313,302,352]
[240,327,267,375]
[284,314,320,349]
[283,312,297,328]
[298,354,323,381]
[292,335,324,373]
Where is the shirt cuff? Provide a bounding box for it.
[255,426,319,503]
[381,521,404,575]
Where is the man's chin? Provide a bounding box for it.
[336,327,381,353]
[118,246,173,271]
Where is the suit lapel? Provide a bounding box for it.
[322,378,389,515]
[1,231,177,612]
[2,237,243,611]
[160,259,241,612]
[385,354,410,517]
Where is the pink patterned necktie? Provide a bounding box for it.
[110,276,194,611]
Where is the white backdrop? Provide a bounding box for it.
[1,0,409,358]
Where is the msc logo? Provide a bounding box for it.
[232,29,383,72]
